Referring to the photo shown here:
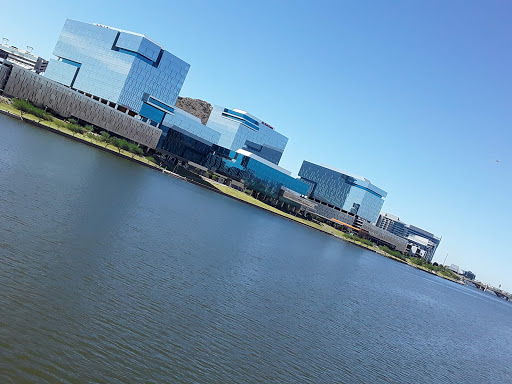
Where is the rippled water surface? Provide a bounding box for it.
[0,115,511,383]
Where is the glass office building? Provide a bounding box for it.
[45,19,190,113]
[206,105,288,165]
[298,161,387,223]
[210,149,309,198]
[156,107,225,165]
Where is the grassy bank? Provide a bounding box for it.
[0,101,158,167]
[1,99,459,284]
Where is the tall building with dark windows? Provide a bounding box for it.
[45,19,190,114]
[206,105,288,165]
[298,161,387,223]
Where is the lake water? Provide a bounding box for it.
[0,114,511,383]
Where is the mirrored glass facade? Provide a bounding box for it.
[45,19,189,112]
[206,105,288,165]
[209,149,308,198]
[298,161,386,223]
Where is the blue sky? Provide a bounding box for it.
[2,0,511,290]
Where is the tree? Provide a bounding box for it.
[100,131,111,146]
[109,137,121,152]
[118,139,131,152]
[67,123,83,136]
[128,143,143,158]
[133,146,143,157]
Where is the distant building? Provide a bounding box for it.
[375,212,406,237]
[0,42,48,74]
[206,105,288,165]
[463,270,476,280]
[45,19,190,114]
[376,212,441,262]
[298,161,387,223]
[448,264,461,274]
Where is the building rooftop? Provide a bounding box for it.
[318,163,369,182]
[380,212,401,222]
[93,23,162,48]
[236,149,291,175]
[407,234,431,247]
[303,161,387,198]
[0,43,41,61]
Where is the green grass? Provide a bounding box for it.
[379,245,406,260]
[207,182,376,248]
[210,183,328,232]
[0,102,158,167]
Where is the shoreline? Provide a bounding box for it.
[0,103,462,285]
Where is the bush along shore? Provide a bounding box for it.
[1,98,158,166]
[0,97,461,284]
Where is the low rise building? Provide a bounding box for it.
[0,42,48,74]
[463,270,476,280]
[376,212,441,262]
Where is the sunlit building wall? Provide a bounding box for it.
[45,19,189,113]
[206,105,288,165]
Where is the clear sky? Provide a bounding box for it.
[2,0,511,290]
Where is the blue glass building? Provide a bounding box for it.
[206,105,288,165]
[156,107,223,164]
[45,19,189,114]
[298,161,387,223]
[209,149,308,198]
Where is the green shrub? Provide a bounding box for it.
[54,120,67,128]
[130,146,143,156]
[11,99,33,114]
[343,233,373,246]
[379,246,405,260]
[11,99,53,122]
[66,123,84,135]
[99,131,110,142]
[146,156,156,163]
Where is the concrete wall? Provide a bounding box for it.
[3,65,162,148]
[307,203,357,226]
[360,222,408,253]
